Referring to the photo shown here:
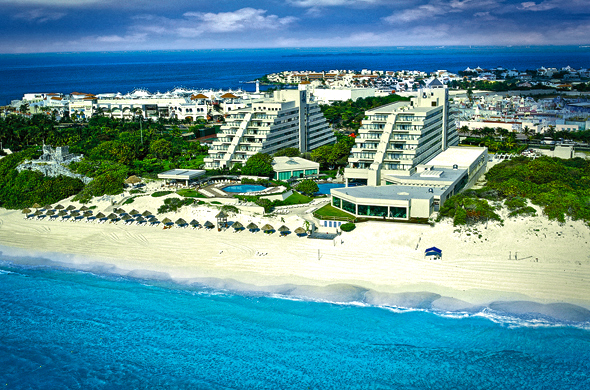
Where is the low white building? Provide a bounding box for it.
[272,157,319,181]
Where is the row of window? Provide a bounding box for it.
[332,196,408,219]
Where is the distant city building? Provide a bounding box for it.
[205,90,336,169]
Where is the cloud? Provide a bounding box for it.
[13,9,66,23]
[130,8,297,39]
[183,8,297,33]
[518,1,557,11]
[287,0,380,6]
[383,0,504,24]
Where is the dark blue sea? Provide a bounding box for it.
[1,46,590,105]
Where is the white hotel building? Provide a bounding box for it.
[205,90,335,169]
[345,82,459,186]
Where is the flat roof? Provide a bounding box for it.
[385,167,466,184]
[332,185,442,201]
[424,146,487,168]
[157,169,206,180]
[273,157,319,172]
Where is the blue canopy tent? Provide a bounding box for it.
[424,246,442,259]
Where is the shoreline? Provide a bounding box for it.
[2,202,590,323]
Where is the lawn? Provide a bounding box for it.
[313,204,355,220]
[176,189,206,198]
[279,192,313,205]
[151,190,173,197]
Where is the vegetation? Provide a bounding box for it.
[0,149,85,209]
[176,189,206,198]
[313,204,355,220]
[340,222,356,232]
[273,147,300,158]
[310,132,356,170]
[241,153,274,177]
[320,95,411,132]
[157,197,195,214]
[0,114,210,208]
[152,191,173,197]
[439,156,590,225]
[296,179,319,195]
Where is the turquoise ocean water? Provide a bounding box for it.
[1,254,589,389]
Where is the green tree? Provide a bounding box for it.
[149,139,173,159]
[241,153,274,177]
[296,179,319,195]
[273,147,300,157]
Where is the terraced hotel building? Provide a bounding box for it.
[345,83,459,186]
[205,90,335,169]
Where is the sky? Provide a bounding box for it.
[1,0,589,53]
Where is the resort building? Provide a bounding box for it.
[345,83,459,186]
[204,90,336,169]
[272,157,320,181]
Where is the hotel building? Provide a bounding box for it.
[345,82,459,186]
[205,90,335,169]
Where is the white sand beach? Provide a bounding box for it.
[2,192,590,316]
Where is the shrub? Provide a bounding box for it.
[296,179,319,196]
[122,197,135,205]
[157,197,195,213]
[221,205,239,214]
[508,206,537,218]
[505,196,527,210]
[340,222,356,232]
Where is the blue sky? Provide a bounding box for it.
[1,0,589,53]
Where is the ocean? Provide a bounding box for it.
[1,255,590,389]
[1,46,590,105]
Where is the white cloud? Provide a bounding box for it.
[287,0,380,6]
[383,0,504,24]
[519,1,557,11]
[2,0,102,5]
[13,9,66,22]
[183,8,297,33]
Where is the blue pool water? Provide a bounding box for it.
[0,258,589,389]
[223,184,266,193]
[316,183,346,195]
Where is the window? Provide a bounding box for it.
[358,204,388,217]
[389,207,407,219]
[277,171,292,181]
[292,170,304,178]
[342,200,356,214]
[305,169,318,176]
[332,196,341,208]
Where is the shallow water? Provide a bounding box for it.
[1,257,589,389]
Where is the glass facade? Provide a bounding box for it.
[305,169,318,176]
[332,196,341,208]
[389,207,407,219]
[292,170,304,178]
[357,205,388,217]
[342,200,356,214]
[276,171,292,181]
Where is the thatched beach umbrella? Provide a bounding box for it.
[122,215,133,221]
[83,211,93,216]
[70,211,80,217]
[58,210,68,216]
[66,205,76,211]
[142,210,153,217]
[247,222,258,232]
[125,175,141,184]
[46,210,56,216]
[294,227,306,235]
[79,205,89,211]
[262,224,274,233]
[130,209,140,216]
[43,204,53,210]
[34,210,44,216]
[95,212,105,219]
[107,213,118,220]
[135,216,146,223]
[278,225,290,235]
[162,217,174,226]
[232,221,244,231]
[175,218,187,225]
[32,203,41,209]
[189,219,200,227]
[54,204,64,210]
[22,208,31,214]
[204,221,214,229]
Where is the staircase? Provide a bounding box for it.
[368,114,397,186]
[220,112,252,168]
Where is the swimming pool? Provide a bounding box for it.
[223,184,267,193]
[315,183,345,195]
